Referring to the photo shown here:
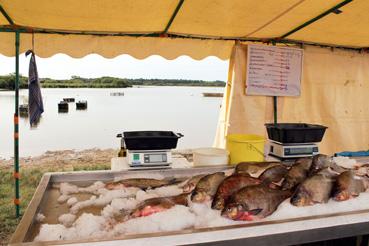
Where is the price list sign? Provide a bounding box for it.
[246,44,303,96]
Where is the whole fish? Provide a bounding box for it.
[235,162,281,177]
[180,174,207,193]
[129,193,189,218]
[191,172,226,203]
[291,171,334,206]
[259,165,288,183]
[333,171,367,201]
[310,154,345,175]
[221,184,290,221]
[211,173,261,210]
[282,158,312,190]
[106,178,176,190]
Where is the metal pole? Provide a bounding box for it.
[271,41,278,125]
[14,31,20,217]
[273,96,277,125]
[162,0,185,34]
[280,0,352,39]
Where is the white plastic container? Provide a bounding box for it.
[192,148,229,166]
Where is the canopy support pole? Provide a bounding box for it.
[271,41,278,125]
[162,0,185,34]
[273,96,277,125]
[0,4,14,25]
[280,0,352,39]
[14,31,20,218]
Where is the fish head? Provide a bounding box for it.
[183,183,195,193]
[211,198,225,210]
[333,190,350,201]
[290,189,312,206]
[221,203,245,220]
[191,190,208,203]
[222,203,262,221]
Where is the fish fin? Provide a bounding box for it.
[248,208,262,215]
[261,178,281,190]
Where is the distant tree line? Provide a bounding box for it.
[0,74,225,90]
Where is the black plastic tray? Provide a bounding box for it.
[118,131,183,150]
[265,123,327,143]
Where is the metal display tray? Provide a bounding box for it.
[10,167,369,246]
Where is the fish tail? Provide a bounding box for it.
[173,192,190,206]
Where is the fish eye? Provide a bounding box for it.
[227,207,232,212]
[237,204,243,210]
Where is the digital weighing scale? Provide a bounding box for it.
[265,123,327,160]
[127,149,172,167]
[269,140,319,159]
[117,131,183,168]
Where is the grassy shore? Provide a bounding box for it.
[0,157,111,244]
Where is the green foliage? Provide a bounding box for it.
[0,74,28,90]
[0,74,225,89]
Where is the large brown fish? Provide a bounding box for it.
[180,174,207,193]
[106,178,176,190]
[259,165,288,183]
[211,174,261,210]
[221,184,291,221]
[282,158,312,190]
[291,171,334,206]
[129,193,189,218]
[333,171,368,201]
[191,172,226,203]
[235,162,281,177]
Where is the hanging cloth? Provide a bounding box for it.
[26,51,44,126]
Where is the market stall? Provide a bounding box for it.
[1,0,369,245]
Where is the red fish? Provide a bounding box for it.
[129,193,189,219]
[212,174,260,210]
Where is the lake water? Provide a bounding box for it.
[0,87,223,159]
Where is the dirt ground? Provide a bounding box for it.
[0,148,193,169]
[0,148,118,169]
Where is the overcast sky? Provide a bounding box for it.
[0,54,228,81]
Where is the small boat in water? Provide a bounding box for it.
[76,100,88,110]
[202,93,223,98]
[63,98,75,102]
[110,92,124,96]
[58,101,69,112]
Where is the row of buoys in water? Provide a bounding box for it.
[58,98,87,113]
[18,98,88,117]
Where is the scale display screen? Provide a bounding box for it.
[144,153,167,163]
[289,147,313,154]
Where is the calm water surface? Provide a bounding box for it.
[0,87,223,158]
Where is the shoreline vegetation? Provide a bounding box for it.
[0,74,226,90]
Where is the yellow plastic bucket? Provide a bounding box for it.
[226,134,265,165]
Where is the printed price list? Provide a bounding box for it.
[246,44,303,96]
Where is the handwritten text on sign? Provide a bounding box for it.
[246,44,303,96]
